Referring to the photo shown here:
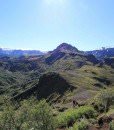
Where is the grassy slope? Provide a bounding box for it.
[52,65,114,109]
[0,56,114,130]
[0,53,114,109]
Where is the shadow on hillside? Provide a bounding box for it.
[37,72,75,100]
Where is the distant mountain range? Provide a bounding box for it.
[87,47,114,60]
[0,48,44,57]
[0,44,114,60]
[0,43,114,102]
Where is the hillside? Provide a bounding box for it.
[0,43,114,102]
[0,43,114,130]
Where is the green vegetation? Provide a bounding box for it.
[0,98,55,130]
[92,89,114,112]
[72,119,89,130]
[0,44,114,129]
[110,121,114,130]
[57,106,97,127]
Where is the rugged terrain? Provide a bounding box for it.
[0,43,114,101]
[0,43,114,130]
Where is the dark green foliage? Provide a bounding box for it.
[72,119,89,130]
[0,98,55,130]
[57,106,97,128]
[110,121,114,130]
[30,100,55,130]
[93,90,114,112]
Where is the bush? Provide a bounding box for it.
[110,121,114,130]
[0,98,56,130]
[92,89,114,112]
[57,106,97,128]
[73,119,89,130]
[29,100,56,130]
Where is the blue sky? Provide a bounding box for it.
[0,0,114,51]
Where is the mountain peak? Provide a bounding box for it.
[53,43,79,54]
[57,43,71,48]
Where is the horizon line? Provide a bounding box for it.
[0,44,114,52]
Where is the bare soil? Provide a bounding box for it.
[88,123,109,130]
[56,123,109,130]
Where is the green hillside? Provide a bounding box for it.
[0,44,114,130]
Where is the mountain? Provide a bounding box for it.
[87,47,114,60]
[1,44,114,60]
[45,43,98,66]
[104,57,114,68]
[0,43,99,73]
[0,48,44,57]
[1,43,114,130]
[0,43,109,100]
[49,43,80,54]
[0,43,114,102]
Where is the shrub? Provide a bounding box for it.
[73,119,89,130]
[29,100,56,130]
[57,106,97,128]
[92,89,114,112]
[0,98,56,130]
[110,121,114,130]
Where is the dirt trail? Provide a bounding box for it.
[88,123,109,130]
[56,123,109,130]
